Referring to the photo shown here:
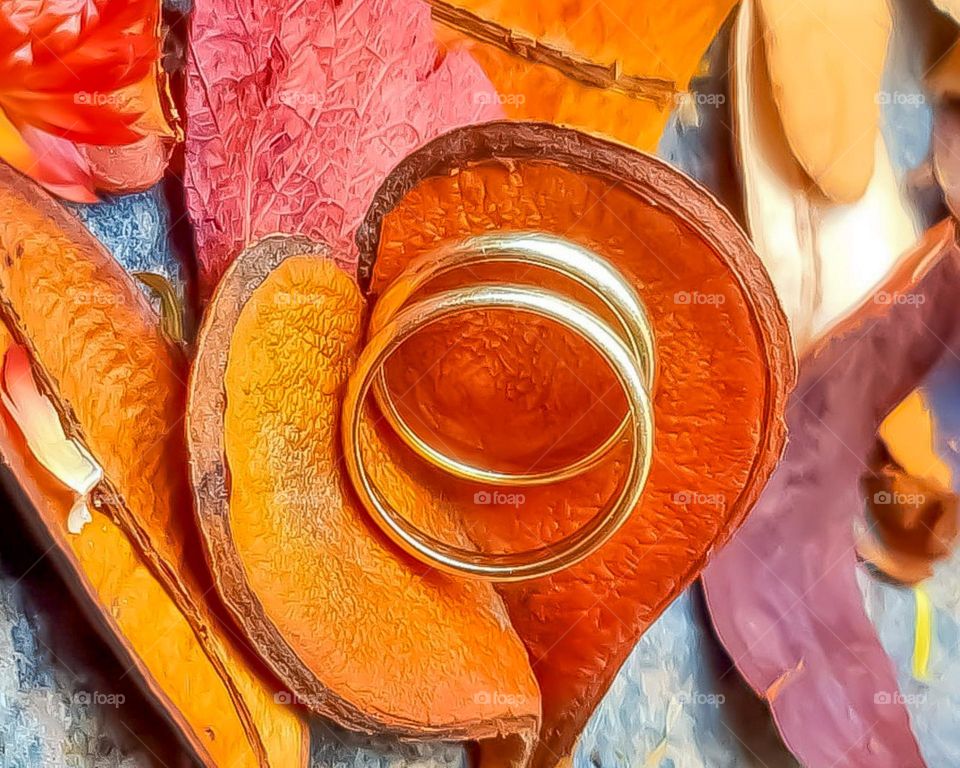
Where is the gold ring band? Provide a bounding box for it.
[341,283,654,581]
[367,232,656,486]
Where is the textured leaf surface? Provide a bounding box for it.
[184,0,502,299]
[188,241,539,764]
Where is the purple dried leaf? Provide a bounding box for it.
[704,223,960,768]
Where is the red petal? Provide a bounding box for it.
[19,123,97,201]
[1,92,141,144]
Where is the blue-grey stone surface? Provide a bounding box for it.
[66,184,184,294]
[573,588,798,768]
[858,551,960,768]
[0,580,138,768]
[310,723,465,768]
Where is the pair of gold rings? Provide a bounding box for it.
[341,232,656,581]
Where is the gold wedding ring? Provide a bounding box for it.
[366,232,655,486]
[341,233,656,581]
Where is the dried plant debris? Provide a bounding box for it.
[189,236,540,766]
[755,0,891,202]
[860,463,958,585]
[432,0,735,150]
[0,164,308,767]
[733,0,917,351]
[933,0,960,23]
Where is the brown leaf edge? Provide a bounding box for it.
[429,0,677,106]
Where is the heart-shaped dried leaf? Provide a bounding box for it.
[356,121,794,766]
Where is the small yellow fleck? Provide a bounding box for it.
[913,584,933,681]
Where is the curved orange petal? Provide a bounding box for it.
[2,0,159,92]
[0,0,169,153]
[127,72,176,138]
[0,105,34,170]
[0,92,141,144]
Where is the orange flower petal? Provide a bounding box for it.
[0,0,171,174]
[0,92,141,145]
[0,106,35,171]
[128,72,176,139]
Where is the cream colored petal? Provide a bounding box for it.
[1,344,102,496]
[735,0,917,352]
[933,0,960,23]
[757,0,892,202]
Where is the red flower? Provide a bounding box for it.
[0,0,172,201]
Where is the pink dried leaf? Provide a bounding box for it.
[184,0,503,299]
